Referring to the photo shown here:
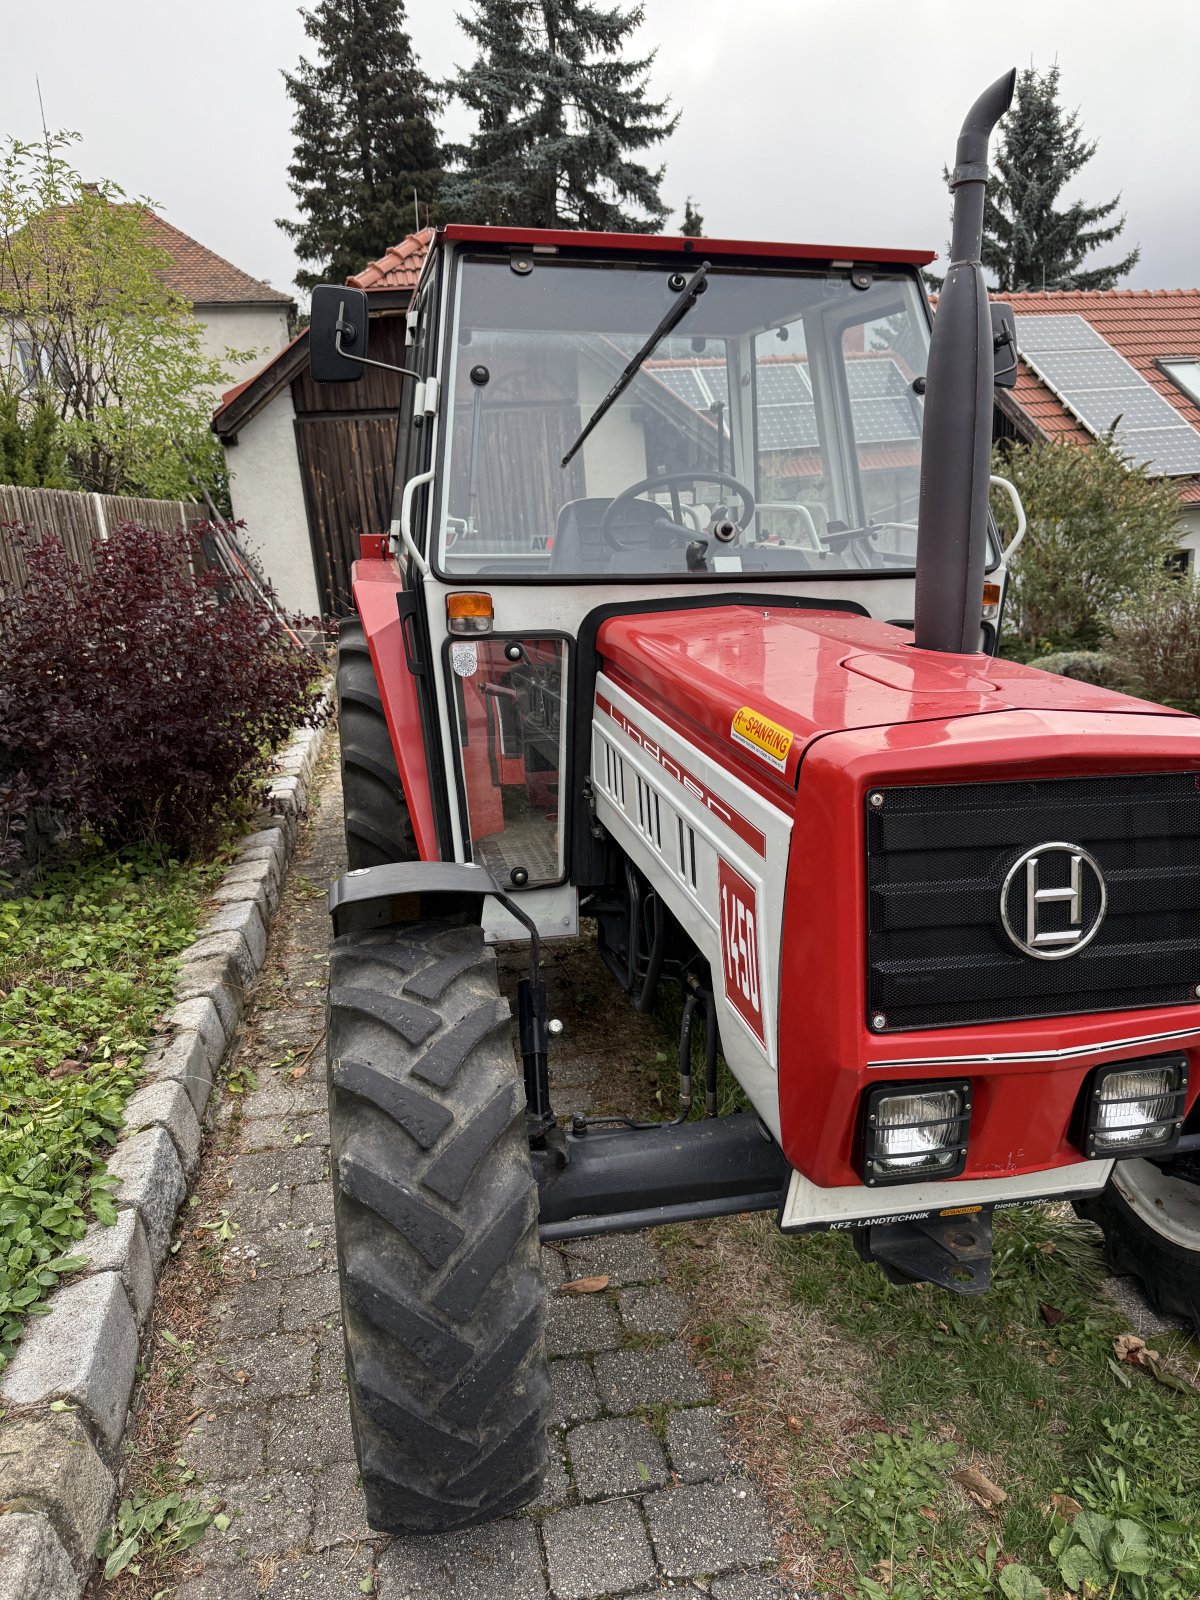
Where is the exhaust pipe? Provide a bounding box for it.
[913,69,1016,655]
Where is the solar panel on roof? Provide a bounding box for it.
[1015,312,1200,478]
[1014,314,1107,353]
[847,361,909,398]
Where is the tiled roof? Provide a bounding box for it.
[139,211,294,307]
[1003,289,1200,502]
[347,228,433,291]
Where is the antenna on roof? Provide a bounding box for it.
[35,74,50,162]
[413,188,420,236]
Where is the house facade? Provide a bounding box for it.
[212,231,429,618]
[995,289,1200,564]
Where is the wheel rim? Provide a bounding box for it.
[1112,1155,1200,1251]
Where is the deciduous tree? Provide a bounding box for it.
[0,133,246,499]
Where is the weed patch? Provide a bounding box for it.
[0,846,221,1360]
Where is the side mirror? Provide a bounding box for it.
[991,302,1017,389]
[309,285,370,383]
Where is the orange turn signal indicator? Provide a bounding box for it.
[446,592,494,635]
[981,581,1002,621]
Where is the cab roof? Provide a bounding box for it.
[435,223,936,269]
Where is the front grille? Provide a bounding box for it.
[865,772,1200,1031]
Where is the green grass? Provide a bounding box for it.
[0,846,224,1362]
[760,1208,1200,1597]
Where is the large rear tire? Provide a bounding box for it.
[327,921,549,1533]
[337,617,417,869]
[1076,1155,1200,1328]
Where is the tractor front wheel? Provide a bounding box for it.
[326,921,549,1533]
[1076,1156,1200,1329]
[337,617,417,869]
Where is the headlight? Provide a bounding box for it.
[1080,1056,1188,1158]
[863,1081,971,1185]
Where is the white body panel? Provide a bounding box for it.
[780,1157,1115,1231]
[590,673,793,1139]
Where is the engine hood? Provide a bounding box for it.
[596,604,1184,789]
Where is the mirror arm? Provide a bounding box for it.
[334,318,421,381]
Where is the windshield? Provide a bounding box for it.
[437,253,930,580]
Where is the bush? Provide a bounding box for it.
[994,437,1183,655]
[1108,579,1200,715]
[0,520,321,858]
[1032,649,1130,690]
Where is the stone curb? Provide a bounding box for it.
[0,696,332,1595]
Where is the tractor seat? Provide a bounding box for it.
[550,496,662,575]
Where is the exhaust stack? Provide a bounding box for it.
[913,69,1016,655]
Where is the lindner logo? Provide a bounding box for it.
[999,842,1107,961]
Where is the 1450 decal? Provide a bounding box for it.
[718,858,765,1048]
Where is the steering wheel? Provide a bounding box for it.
[599,470,756,551]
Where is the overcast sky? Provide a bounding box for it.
[7,0,1198,301]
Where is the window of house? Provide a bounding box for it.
[1161,360,1200,407]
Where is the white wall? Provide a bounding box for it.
[1176,504,1200,570]
[225,386,320,618]
[195,304,292,402]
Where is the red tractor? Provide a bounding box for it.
[309,71,1200,1534]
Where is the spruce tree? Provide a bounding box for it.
[983,64,1139,291]
[679,197,704,237]
[445,0,678,232]
[279,0,443,289]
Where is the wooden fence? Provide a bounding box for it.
[0,486,202,590]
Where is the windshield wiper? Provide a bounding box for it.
[560,260,711,468]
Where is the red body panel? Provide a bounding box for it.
[597,608,1200,1186]
[351,557,440,860]
[438,222,936,268]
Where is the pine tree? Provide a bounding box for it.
[445,0,678,232]
[279,0,443,290]
[983,64,1139,291]
[679,197,704,237]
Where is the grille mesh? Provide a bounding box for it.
[865,772,1200,1031]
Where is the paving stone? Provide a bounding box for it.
[593,1346,708,1411]
[263,1551,378,1598]
[541,1245,568,1287]
[121,1078,202,1172]
[80,1208,155,1328]
[204,899,269,970]
[280,1271,340,1332]
[562,1233,661,1286]
[0,1512,76,1600]
[179,1408,267,1480]
[667,1408,731,1484]
[184,927,257,988]
[175,959,243,1039]
[228,1146,328,1191]
[212,1280,282,1341]
[530,1439,570,1510]
[242,1070,326,1121]
[548,1358,603,1430]
[166,996,229,1068]
[644,1481,775,1578]
[291,1179,335,1223]
[253,1227,334,1279]
[568,1415,670,1500]
[378,1518,545,1600]
[200,1472,315,1558]
[546,1293,622,1357]
[267,1393,356,1471]
[310,1460,375,1549]
[194,1334,316,1407]
[542,1500,655,1600]
[174,1565,259,1600]
[0,1412,114,1574]
[710,1575,807,1600]
[619,1286,687,1338]
[0,1271,137,1451]
[222,1181,292,1229]
[317,1322,347,1394]
[145,1028,215,1114]
[209,875,270,919]
[105,1125,187,1270]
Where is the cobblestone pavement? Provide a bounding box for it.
[163,758,796,1600]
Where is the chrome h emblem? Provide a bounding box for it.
[1000,842,1107,961]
